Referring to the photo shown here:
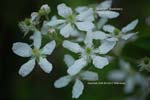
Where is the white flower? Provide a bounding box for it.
[103,19,139,41]
[54,55,99,98]
[12,31,56,77]
[46,3,94,38]
[63,32,109,76]
[108,60,144,93]
[138,57,150,72]
[101,19,139,53]
[55,71,98,99]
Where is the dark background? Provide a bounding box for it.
[1,0,150,100]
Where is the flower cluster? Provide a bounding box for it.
[12,0,141,99]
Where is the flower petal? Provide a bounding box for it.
[92,56,109,69]
[93,31,107,40]
[121,19,139,33]
[33,31,41,49]
[96,0,112,10]
[12,42,32,57]
[119,59,130,70]
[76,8,94,21]
[46,19,66,26]
[121,33,137,40]
[84,32,93,47]
[41,40,56,55]
[64,54,75,67]
[75,6,88,13]
[54,75,72,88]
[18,59,35,77]
[38,57,53,73]
[97,18,108,29]
[57,3,72,18]
[60,23,79,38]
[98,40,116,54]
[80,71,99,81]
[41,21,50,35]
[75,22,94,32]
[103,24,115,33]
[124,77,135,93]
[72,79,84,98]
[63,40,83,53]
[97,11,119,19]
[67,58,87,76]
[108,70,126,81]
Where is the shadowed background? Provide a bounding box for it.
[1,0,150,100]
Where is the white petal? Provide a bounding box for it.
[96,0,112,10]
[64,54,75,67]
[12,42,32,57]
[107,37,118,41]
[46,19,66,26]
[18,59,35,77]
[75,6,88,13]
[98,40,116,54]
[121,33,137,40]
[41,40,56,55]
[103,24,115,33]
[57,3,72,18]
[124,77,135,93]
[119,59,130,70]
[41,21,49,35]
[75,22,94,32]
[51,16,58,20]
[80,71,99,81]
[63,40,83,53]
[60,23,79,38]
[33,31,41,49]
[54,75,72,88]
[97,18,108,29]
[92,31,107,40]
[92,56,109,69]
[84,15,95,22]
[72,79,84,98]
[70,29,80,37]
[38,57,53,73]
[121,19,139,33]
[76,8,94,21]
[67,58,87,76]
[108,70,126,81]
[97,11,119,19]
[84,32,93,47]
[134,74,144,85]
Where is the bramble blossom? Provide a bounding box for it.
[54,54,98,98]
[63,31,110,76]
[12,31,56,77]
[46,3,95,38]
